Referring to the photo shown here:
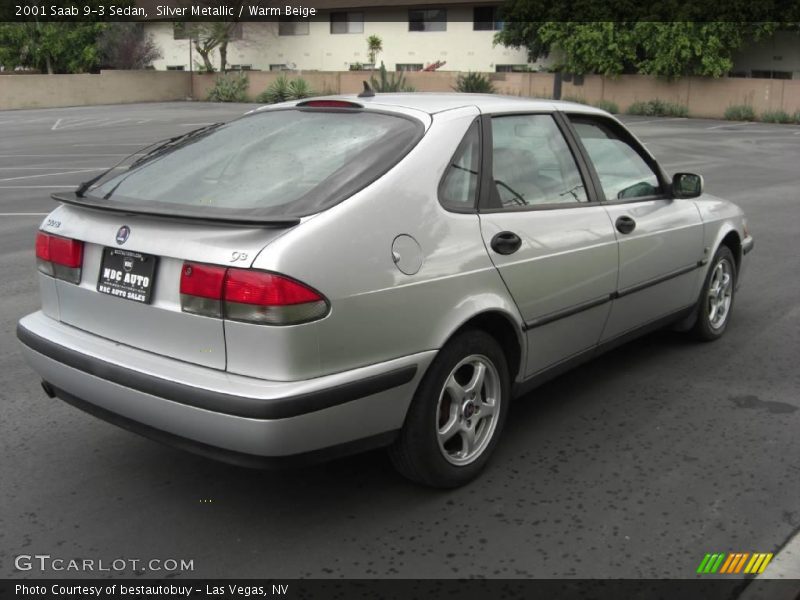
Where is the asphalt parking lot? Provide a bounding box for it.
[1,103,799,580]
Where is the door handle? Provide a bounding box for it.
[490,231,522,255]
[615,215,636,234]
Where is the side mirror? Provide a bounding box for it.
[672,172,703,199]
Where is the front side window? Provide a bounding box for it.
[409,9,447,32]
[439,121,480,210]
[570,117,662,201]
[488,115,588,209]
[83,110,424,221]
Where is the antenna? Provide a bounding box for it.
[358,81,375,98]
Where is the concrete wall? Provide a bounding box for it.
[192,71,800,118]
[560,74,800,117]
[0,70,192,110]
[2,69,799,119]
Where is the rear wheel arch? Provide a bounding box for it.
[438,310,524,385]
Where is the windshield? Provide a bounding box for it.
[82,108,424,221]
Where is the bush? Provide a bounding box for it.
[454,72,495,94]
[594,99,619,114]
[724,104,756,121]
[256,76,315,104]
[206,73,249,102]
[288,78,313,100]
[561,95,587,104]
[795,111,800,124]
[369,62,415,92]
[627,99,688,117]
[257,75,291,104]
[760,109,792,124]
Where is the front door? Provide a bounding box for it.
[566,115,705,341]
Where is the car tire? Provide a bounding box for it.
[389,329,510,488]
[691,245,737,342]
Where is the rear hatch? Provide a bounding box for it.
[41,203,291,370]
[36,101,427,373]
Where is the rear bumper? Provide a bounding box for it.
[17,311,434,464]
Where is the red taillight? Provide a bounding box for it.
[224,270,322,306]
[36,231,84,283]
[180,262,226,299]
[180,262,226,318]
[180,262,328,325]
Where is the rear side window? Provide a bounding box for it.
[488,114,588,208]
[87,109,424,221]
[439,120,480,210]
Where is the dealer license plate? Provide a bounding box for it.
[97,248,157,304]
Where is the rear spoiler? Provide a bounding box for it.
[51,192,302,228]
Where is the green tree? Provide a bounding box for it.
[494,1,786,78]
[180,22,241,72]
[0,21,106,73]
[367,35,383,66]
[97,23,162,70]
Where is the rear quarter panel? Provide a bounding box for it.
[242,106,525,380]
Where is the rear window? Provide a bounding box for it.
[84,108,424,221]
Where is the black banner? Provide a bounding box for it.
[1,0,799,22]
[2,579,800,600]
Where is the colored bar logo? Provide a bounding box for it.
[697,552,773,574]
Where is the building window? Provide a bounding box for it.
[279,18,309,36]
[396,63,424,71]
[330,12,364,34]
[751,69,792,80]
[166,65,185,71]
[229,64,252,71]
[473,7,503,31]
[495,64,530,73]
[409,9,446,32]
[269,64,288,71]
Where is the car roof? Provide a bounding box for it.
[255,93,609,117]
[331,93,609,116]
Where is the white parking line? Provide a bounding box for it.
[0,185,79,188]
[72,143,148,147]
[179,122,215,126]
[0,212,49,216]
[0,169,99,182]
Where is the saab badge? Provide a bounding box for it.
[116,225,130,245]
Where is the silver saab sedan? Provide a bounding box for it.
[17,94,753,488]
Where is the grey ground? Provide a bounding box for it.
[1,104,798,580]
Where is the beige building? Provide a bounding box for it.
[145,1,546,73]
[142,1,800,80]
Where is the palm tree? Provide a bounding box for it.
[367,35,383,67]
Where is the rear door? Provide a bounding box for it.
[477,113,618,377]
[565,115,705,341]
